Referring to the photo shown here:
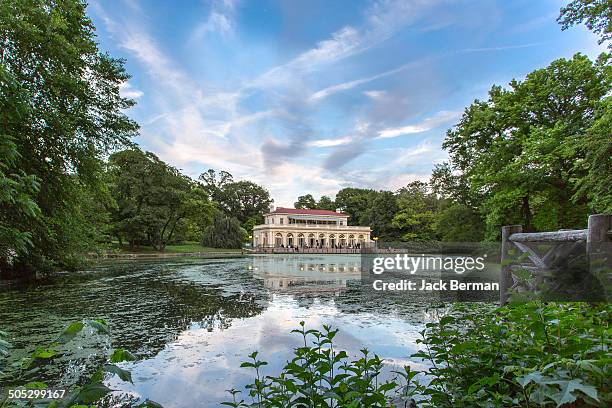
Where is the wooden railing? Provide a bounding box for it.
[500,214,612,305]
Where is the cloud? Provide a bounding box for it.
[88,0,467,207]
[323,142,367,171]
[509,12,557,34]
[363,90,386,100]
[461,42,544,53]
[192,0,238,40]
[309,58,427,101]
[119,82,144,99]
[377,110,460,139]
[250,0,443,90]
[307,136,354,148]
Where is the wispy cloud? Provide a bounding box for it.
[119,82,144,99]
[461,42,544,53]
[250,0,443,90]
[307,136,354,148]
[377,110,460,139]
[192,0,238,40]
[310,58,427,101]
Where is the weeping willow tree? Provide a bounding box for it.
[202,214,246,249]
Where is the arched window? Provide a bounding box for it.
[329,234,336,248]
[275,233,283,247]
[286,233,294,247]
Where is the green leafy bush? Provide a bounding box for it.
[224,322,419,407]
[414,302,610,407]
[229,303,610,407]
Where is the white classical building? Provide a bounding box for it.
[253,207,372,249]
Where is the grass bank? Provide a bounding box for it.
[91,241,246,260]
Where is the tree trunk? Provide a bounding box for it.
[521,195,532,232]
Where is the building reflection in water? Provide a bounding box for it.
[248,254,363,295]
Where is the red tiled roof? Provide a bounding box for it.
[271,207,347,216]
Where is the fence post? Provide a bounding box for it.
[587,214,612,276]
[500,225,522,306]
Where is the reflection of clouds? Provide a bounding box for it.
[109,295,426,407]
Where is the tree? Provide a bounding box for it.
[107,149,214,251]
[199,170,272,226]
[316,195,336,211]
[216,181,273,225]
[294,194,317,209]
[361,191,399,240]
[443,54,610,238]
[202,213,246,249]
[392,182,440,241]
[573,95,612,212]
[0,65,40,274]
[335,188,377,225]
[434,203,484,242]
[559,0,612,49]
[199,169,234,203]
[0,0,138,274]
[430,162,480,208]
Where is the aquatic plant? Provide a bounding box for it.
[0,320,162,408]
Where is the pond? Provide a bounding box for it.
[0,254,489,407]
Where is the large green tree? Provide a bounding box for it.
[335,188,377,225]
[199,170,272,226]
[0,0,138,273]
[361,191,399,240]
[294,194,317,209]
[0,66,40,273]
[443,54,610,239]
[392,181,440,241]
[573,95,612,212]
[108,149,214,251]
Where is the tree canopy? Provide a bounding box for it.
[559,0,612,49]
[0,0,138,274]
[443,53,611,238]
[107,149,214,251]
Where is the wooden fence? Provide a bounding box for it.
[500,214,612,305]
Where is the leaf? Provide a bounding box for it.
[32,347,57,359]
[87,319,110,335]
[109,349,136,363]
[103,363,133,383]
[77,383,112,404]
[24,381,47,389]
[450,341,476,354]
[56,322,85,344]
[549,379,598,407]
[516,371,547,388]
[439,316,455,326]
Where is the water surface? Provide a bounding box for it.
[0,255,453,407]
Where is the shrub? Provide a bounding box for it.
[224,322,419,407]
[229,303,610,407]
[413,302,610,407]
[202,214,246,249]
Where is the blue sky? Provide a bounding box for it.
[89,0,605,206]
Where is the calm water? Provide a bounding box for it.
[0,255,471,407]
